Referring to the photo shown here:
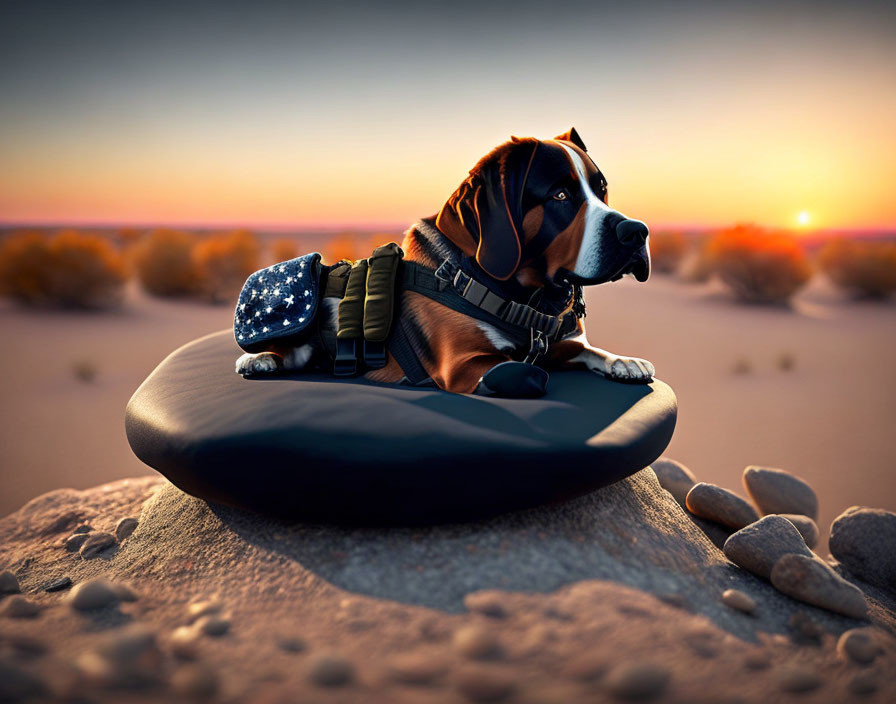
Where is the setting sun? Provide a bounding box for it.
[797,211,811,227]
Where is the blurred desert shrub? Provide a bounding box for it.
[0,230,126,308]
[192,230,261,303]
[132,229,199,297]
[269,238,298,264]
[818,238,896,299]
[678,236,715,284]
[648,231,687,274]
[705,225,811,304]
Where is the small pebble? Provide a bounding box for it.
[453,624,503,660]
[847,671,878,695]
[651,458,696,507]
[188,598,224,622]
[829,506,896,592]
[778,665,821,693]
[68,578,121,610]
[454,666,516,702]
[778,514,820,549]
[73,524,93,534]
[742,650,771,670]
[0,570,20,594]
[196,615,230,636]
[386,652,449,685]
[771,554,868,619]
[276,635,307,653]
[63,532,90,552]
[723,515,812,579]
[114,582,139,602]
[721,588,756,614]
[169,626,202,660]
[307,653,355,687]
[836,628,881,665]
[743,466,818,519]
[0,595,41,619]
[79,531,116,559]
[604,662,670,701]
[115,517,139,542]
[79,625,162,689]
[171,663,219,699]
[464,590,508,618]
[686,483,760,530]
[42,576,72,592]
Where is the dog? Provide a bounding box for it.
[236,128,654,397]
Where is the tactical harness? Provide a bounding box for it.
[235,243,585,387]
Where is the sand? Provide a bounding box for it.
[1,273,895,554]
[1,470,894,703]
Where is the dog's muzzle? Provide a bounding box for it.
[627,246,651,282]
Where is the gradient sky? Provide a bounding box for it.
[1,0,895,231]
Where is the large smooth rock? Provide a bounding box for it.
[770,554,868,620]
[723,515,812,579]
[743,466,818,520]
[126,330,677,524]
[829,507,896,593]
[686,483,759,530]
[650,458,696,508]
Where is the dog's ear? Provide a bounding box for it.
[436,141,537,281]
[554,127,587,152]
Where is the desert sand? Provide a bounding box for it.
[2,273,894,552]
[0,469,894,703]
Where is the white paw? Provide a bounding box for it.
[235,352,282,376]
[602,354,655,383]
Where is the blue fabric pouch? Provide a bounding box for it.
[234,252,322,353]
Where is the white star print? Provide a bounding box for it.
[265,306,272,313]
[284,295,295,307]
[283,319,290,326]
[262,326,269,333]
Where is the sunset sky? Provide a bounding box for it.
[1,1,895,232]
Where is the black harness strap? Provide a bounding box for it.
[388,318,433,386]
[401,260,581,352]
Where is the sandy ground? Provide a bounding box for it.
[1,274,895,551]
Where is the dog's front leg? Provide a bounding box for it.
[235,344,313,377]
[548,330,655,384]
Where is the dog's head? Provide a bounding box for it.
[436,128,650,288]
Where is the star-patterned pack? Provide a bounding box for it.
[234,252,322,353]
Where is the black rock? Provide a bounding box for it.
[126,330,677,523]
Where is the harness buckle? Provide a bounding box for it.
[433,259,458,287]
[523,329,549,365]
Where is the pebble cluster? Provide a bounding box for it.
[653,459,896,620]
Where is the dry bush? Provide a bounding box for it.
[269,238,298,264]
[678,236,715,284]
[649,231,688,274]
[818,238,896,299]
[706,225,812,304]
[132,229,199,297]
[0,230,126,308]
[192,230,261,303]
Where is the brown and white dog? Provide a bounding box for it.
[236,128,655,396]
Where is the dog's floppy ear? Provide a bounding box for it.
[554,127,587,152]
[436,140,537,281]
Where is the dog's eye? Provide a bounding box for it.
[552,189,569,201]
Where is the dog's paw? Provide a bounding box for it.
[474,361,549,398]
[235,352,283,376]
[601,354,655,383]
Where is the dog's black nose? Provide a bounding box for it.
[616,219,649,245]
